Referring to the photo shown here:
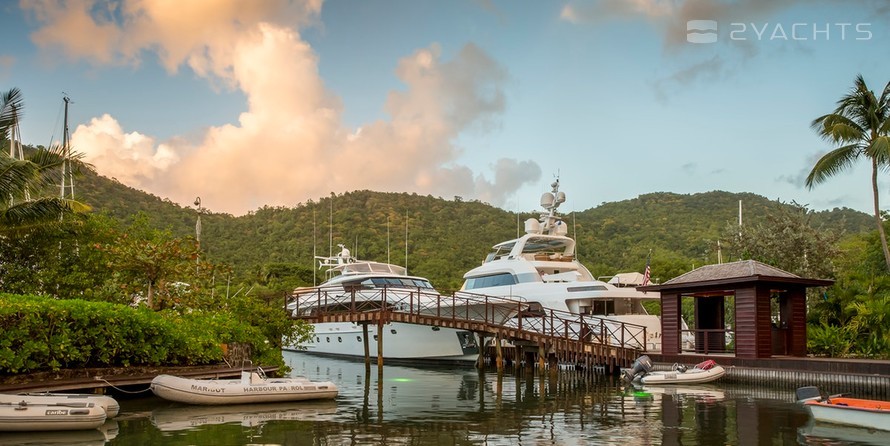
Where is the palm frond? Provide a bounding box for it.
[805,144,862,189]
[0,88,24,136]
[870,136,890,166]
[811,113,865,143]
[0,197,91,233]
[0,156,40,198]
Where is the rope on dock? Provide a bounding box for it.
[94,377,153,394]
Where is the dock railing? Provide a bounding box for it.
[286,286,649,352]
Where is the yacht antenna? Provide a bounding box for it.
[516,205,520,238]
[572,208,578,262]
[387,215,391,264]
[313,208,317,286]
[404,210,409,275]
[329,192,334,257]
[539,177,565,234]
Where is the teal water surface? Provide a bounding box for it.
[1,350,885,445]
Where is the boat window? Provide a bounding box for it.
[411,279,432,288]
[591,300,615,316]
[567,285,608,292]
[384,278,403,286]
[464,273,517,290]
[326,337,330,343]
[515,272,541,284]
[337,337,342,343]
[371,278,387,287]
[399,279,416,287]
[390,329,397,334]
[373,335,378,341]
[431,326,441,331]
[356,336,362,342]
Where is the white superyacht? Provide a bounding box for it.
[460,180,684,352]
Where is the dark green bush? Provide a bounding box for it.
[0,294,270,374]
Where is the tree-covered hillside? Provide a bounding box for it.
[72,167,873,290]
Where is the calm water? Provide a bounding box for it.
[2,351,886,446]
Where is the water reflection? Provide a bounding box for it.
[151,400,337,431]
[798,421,890,446]
[0,420,117,446]
[8,351,871,445]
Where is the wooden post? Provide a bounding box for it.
[362,322,370,371]
[495,332,504,371]
[377,318,384,371]
[515,345,524,371]
[476,332,486,369]
[538,343,546,371]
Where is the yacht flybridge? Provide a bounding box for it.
[461,180,676,352]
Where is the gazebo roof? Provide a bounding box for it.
[638,259,834,292]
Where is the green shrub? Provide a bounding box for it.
[807,322,853,357]
[0,293,276,374]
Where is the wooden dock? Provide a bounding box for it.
[289,288,650,374]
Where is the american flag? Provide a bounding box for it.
[641,253,651,286]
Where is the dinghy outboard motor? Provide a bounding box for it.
[795,386,823,403]
[623,355,653,382]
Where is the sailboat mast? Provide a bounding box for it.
[59,96,74,200]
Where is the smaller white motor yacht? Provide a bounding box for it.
[285,245,521,363]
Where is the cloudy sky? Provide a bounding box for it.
[1,0,888,215]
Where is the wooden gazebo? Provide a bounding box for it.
[638,260,834,358]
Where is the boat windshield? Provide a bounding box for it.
[359,277,434,289]
[522,237,571,253]
[338,262,408,275]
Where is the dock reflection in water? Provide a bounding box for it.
[52,350,866,445]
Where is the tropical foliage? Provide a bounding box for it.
[1,88,90,232]
[807,74,890,271]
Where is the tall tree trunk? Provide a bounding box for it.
[871,160,890,271]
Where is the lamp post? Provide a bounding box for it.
[195,197,202,272]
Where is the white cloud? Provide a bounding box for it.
[72,114,179,184]
[28,1,539,214]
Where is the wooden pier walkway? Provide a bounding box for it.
[287,287,648,373]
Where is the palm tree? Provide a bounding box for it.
[806,75,890,271]
[1,88,90,232]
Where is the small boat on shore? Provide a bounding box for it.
[150,368,338,405]
[796,386,890,431]
[623,355,726,385]
[0,400,107,432]
[0,393,119,418]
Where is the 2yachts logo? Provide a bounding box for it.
[687,20,719,43]
[687,20,872,44]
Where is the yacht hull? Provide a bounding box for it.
[285,322,479,363]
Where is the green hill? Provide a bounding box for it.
[72,168,873,290]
